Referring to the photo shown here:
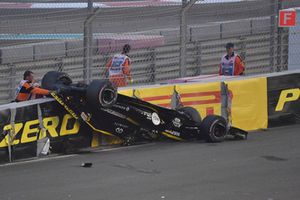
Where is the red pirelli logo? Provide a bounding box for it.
[142,95,173,108]
[142,91,233,115]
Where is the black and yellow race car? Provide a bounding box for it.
[42,71,247,145]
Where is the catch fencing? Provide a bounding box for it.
[0,0,299,104]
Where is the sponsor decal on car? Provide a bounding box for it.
[172,118,182,128]
[161,130,183,141]
[80,112,91,121]
[142,111,152,120]
[101,108,126,119]
[151,112,160,125]
[165,130,181,137]
[114,122,129,128]
[113,104,130,111]
[51,92,79,119]
[115,127,124,134]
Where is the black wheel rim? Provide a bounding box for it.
[213,124,226,138]
[99,87,117,106]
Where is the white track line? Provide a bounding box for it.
[0,154,76,167]
[0,143,156,167]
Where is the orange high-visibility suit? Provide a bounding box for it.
[219,53,245,76]
[106,54,132,87]
[15,80,49,102]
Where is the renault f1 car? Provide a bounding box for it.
[42,71,247,145]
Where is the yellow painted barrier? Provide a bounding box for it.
[226,77,268,131]
[118,88,134,97]
[115,77,268,133]
[175,82,222,118]
[134,85,174,108]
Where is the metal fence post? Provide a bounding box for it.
[276,27,283,72]
[179,0,198,78]
[149,48,156,83]
[239,37,247,61]
[221,82,228,123]
[55,57,63,72]
[270,0,279,72]
[83,0,94,83]
[179,0,187,78]
[281,28,289,71]
[195,41,202,75]
[9,64,16,102]
[276,0,283,72]
[8,108,16,162]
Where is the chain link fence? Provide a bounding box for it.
[0,0,300,104]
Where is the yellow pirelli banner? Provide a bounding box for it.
[225,77,268,131]
[118,88,134,97]
[134,85,174,108]
[118,78,268,131]
[175,82,222,118]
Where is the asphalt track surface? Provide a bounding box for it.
[0,124,300,200]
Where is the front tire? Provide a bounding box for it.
[41,71,72,90]
[200,115,227,143]
[86,80,118,108]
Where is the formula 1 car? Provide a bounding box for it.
[42,71,247,145]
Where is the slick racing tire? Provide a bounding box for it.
[42,71,72,90]
[200,115,227,143]
[86,80,117,108]
[178,107,201,125]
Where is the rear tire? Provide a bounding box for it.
[178,107,201,125]
[200,115,227,143]
[41,71,72,90]
[86,80,118,108]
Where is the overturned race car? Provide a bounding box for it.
[42,71,247,146]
